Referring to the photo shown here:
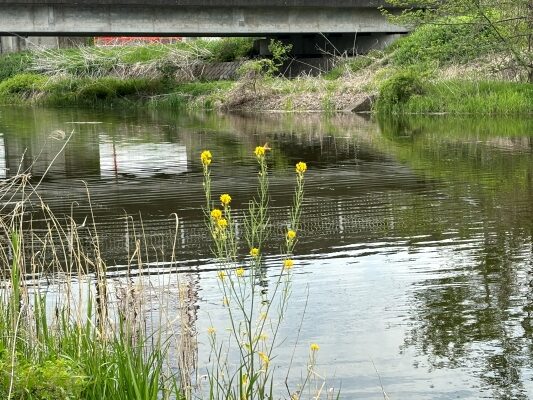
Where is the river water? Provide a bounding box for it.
[1,106,532,399]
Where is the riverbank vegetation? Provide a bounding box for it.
[0,172,186,399]
[0,2,531,114]
[0,146,330,399]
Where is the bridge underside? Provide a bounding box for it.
[0,5,407,36]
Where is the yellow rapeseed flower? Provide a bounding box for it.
[259,312,267,321]
[217,271,226,280]
[250,248,259,258]
[201,150,212,166]
[258,351,270,366]
[207,327,216,335]
[287,230,296,240]
[217,218,228,229]
[254,146,266,157]
[283,259,294,270]
[220,193,232,206]
[211,208,222,219]
[258,333,268,341]
[235,268,245,278]
[310,343,320,352]
[295,161,307,175]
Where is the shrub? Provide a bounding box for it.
[391,19,493,67]
[377,71,425,113]
[207,37,255,62]
[0,73,46,97]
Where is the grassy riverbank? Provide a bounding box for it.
[0,28,531,114]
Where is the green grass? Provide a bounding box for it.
[398,80,533,115]
[150,81,234,109]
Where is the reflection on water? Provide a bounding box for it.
[0,106,532,399]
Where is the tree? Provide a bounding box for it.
[384,0,533,82]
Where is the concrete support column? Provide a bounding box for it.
[0,36,86,54]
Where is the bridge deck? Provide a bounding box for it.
[0,0,406,36]
[0,0,391,7]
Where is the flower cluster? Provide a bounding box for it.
[217,218,228,229]
[201,150,212,166]
[220,193,232,206]
[283,259,294,270]
[254,146,266,158]
[295,161,307,175]
[211,208,222,220]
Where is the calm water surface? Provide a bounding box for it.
[1,106,533,399]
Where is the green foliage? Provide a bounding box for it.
[236,39,292,93]
[268,39,293,73]
[377,71,426,113]
[0,356,86,400]
[118,45,168,63]
[396,79,533,115]
[40,77,164,106]
[0,73,46,97]
[391,20,493,67]
[384,0,533,81]
[206,37,255,62]
[0,52,33,83]
[78,77,162,99]
[151,81,233,109]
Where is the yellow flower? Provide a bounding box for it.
[283,259,294,270]
[259,312,267,321]
[241,373,248,385]
[211,208,222,219]
[295,161,307,175]
[250,248,259,258]
[220,193,232,206]
[235,268,245,278]
[201,150,212,166]
[207,327,216,335]
[217,218,228,229]
[258,351,270,366]
[258,333,268,341]
[287,230,296,240]
[222,296,229,306]
[310,343,320,352]
[254,146,266,157]
[217,271,227,280]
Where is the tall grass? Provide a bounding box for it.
[378,78,533,115]
[0,172,185,400]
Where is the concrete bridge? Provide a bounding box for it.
[0,0,406,36]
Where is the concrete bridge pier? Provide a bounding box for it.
[0,36,86,54]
